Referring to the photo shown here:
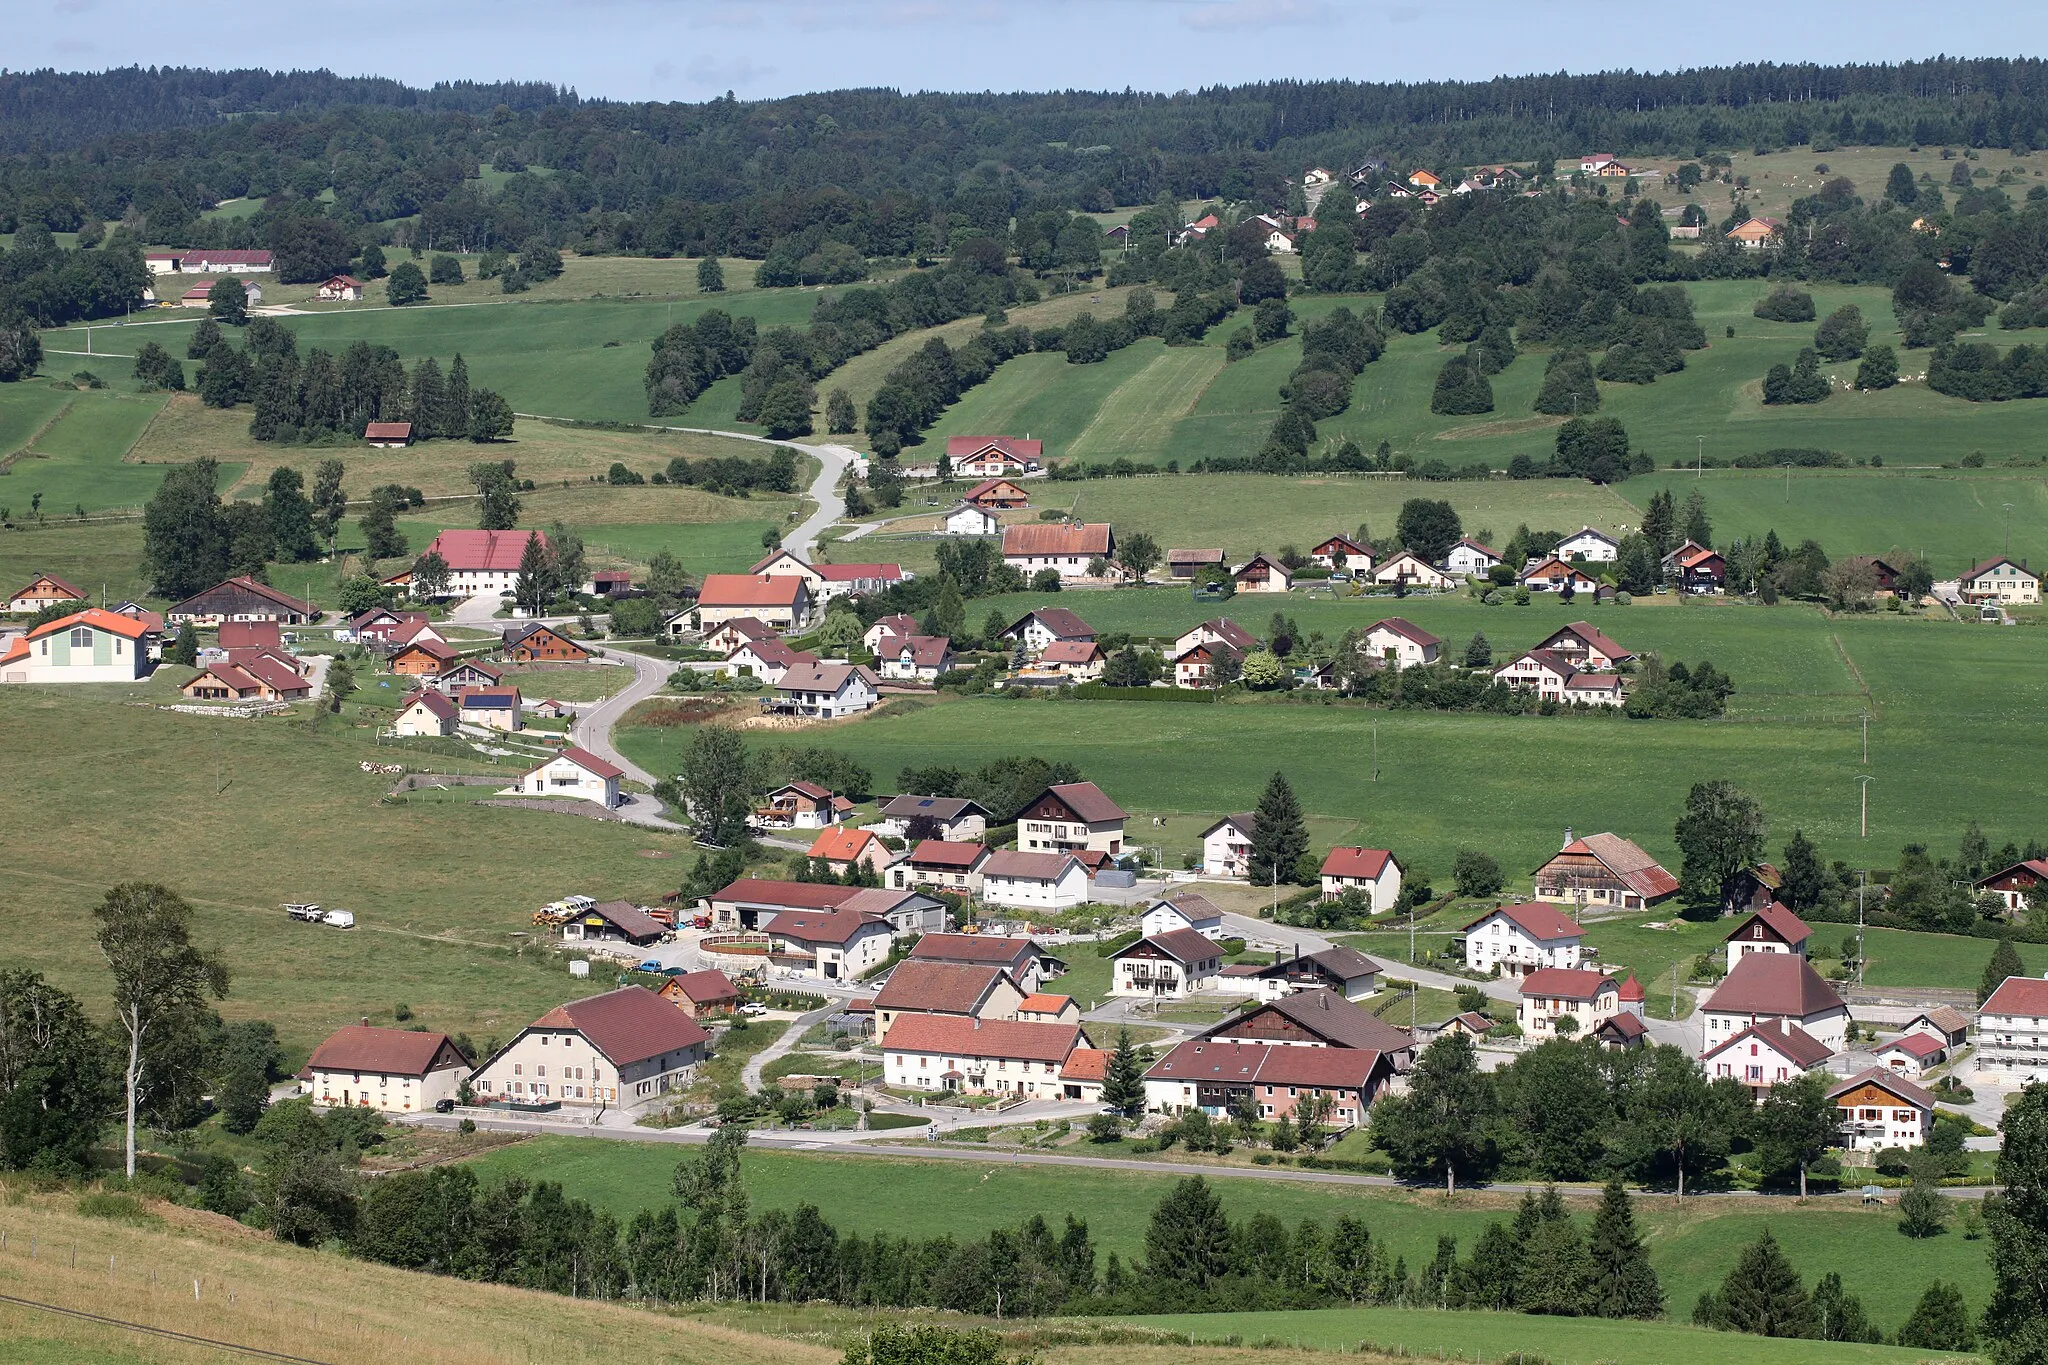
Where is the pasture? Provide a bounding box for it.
[615,590,2048,880]
[464,1136,1994,1338]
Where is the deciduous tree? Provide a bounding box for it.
[1371,1033,1499,1193]
[1673,778,1766,914]
[142,457,228,599]
[681,725,753,846]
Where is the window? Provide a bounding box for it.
[70,627,92,648]
[512,1064,522,1075]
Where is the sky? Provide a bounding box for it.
[16,0,2048,104]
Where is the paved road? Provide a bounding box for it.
[740,1003,841,1091]
[784,442,857,557]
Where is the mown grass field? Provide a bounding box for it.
[465,1136,1993,1338]
[617,590,2048,883]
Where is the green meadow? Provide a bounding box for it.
[465,1136,1993,1339]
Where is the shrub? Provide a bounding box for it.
[1753,286,1816,322]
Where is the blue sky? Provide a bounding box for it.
[19,0,2048,103]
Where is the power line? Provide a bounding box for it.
[0,1292,340,1364]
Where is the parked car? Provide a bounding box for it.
[636,959,664,973]
[738,1002,769,1017]
[434,1097,456,1113]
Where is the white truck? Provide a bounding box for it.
[322,909,357,929]
[284,903,324,922]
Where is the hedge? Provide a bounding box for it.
[1072,684,1218,703]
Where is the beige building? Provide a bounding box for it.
[392,689,458,736]
[1017,781,1127,856]
[871,960,1024,1043]
[301,1024,471,1114]
[513,746,622,808]
[1960,556,2040,605]
[1517,968,1621,1039]
[470,987,710,1111]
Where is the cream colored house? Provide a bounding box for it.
[301,1024,471,1114]
[512,746,622,808]
[0,608,155,684]
[1961,556,2040,605]
[1017,781,1126,856]
[1517,968,1620,1039]
[1319,847,1404,912]
[469,987,710,1111]
[392,689,458,736]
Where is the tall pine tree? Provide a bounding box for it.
[1101,1029,1146,1119]
[1694,1229,1814,1337]
[408,356,447,438]
[1247,771,1309,888]
[443,353,472,440]
[1586,1179,1663,1319]
[1985,1083,2048,1356]
[1983,937,2026,1005]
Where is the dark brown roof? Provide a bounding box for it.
[663,970,740,1005]
[1366,617,1442,648]
[583,900,668,939]
[1520,968,1616,1001]
[533,987,710,1067]
[984,849,1084,881]
[1701,1017,1835,1068]
[1007,607,1096,640]
[1040,780,1126,823]
[1727,902,1813,947]
[1002,523,1112,557]
[1145,1039,1392,1089]
[873,961,1010,1013]
[765,908,889,946]
[1828,1066,1937,1110]
[1704,954,1845,1018]
[909,839,990,870]
[1261,945,1381,982]
[530,745,623,781]
[1203,988,1415,1053]
[879,795,992,823]
[1113,928,1220,965]
[711,879,867,910]
[1542,834,1680,901]
[1462,901,1584,941]
[911,933,1037,967]
[306,1025,467,1076]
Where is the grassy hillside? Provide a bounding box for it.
[464,1137,1994,1339]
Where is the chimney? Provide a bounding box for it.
[1562,827,1574,850]
[972,1017,981,1030]
[361,1017,370,1028]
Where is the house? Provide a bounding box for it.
[946,436,1044,478]
[872,961,1024,1043]
[216,620,285,651]
[1310,535,1373,572]
[502,623,592,663]
[1358,616,1442,670]
[345,607,425,646]
[1556,527,1620,563]
[1177,213,1221,243]
[458,687,523,732]
[1593,1012,1650,1050]
[875,795,991,843]
[1200,988,1413,1062]
[910,934,1054,995]
[658,970,741,1020]
[1492,650,1624,707]
[1976,976,2048,1080]
[1532,830,1679,910]
[513,746,623,809]
[420,530,550,600]
[1173,639,1242,689]
[224,645,308,681]
[1002,523,1115,580]
[1017,780,1126,856]
[765,908,894,981]
[301,1025,469,1114]
[1520,557,1601,594]
[981,850,1091,911]
[180,281,263,306]
[1058,1046,1107,1101]
[808,825,896,878]
[1876,1030,1949,1077]
[942,502,1002,536]
[961,477,1030,509]
[1167,548,1228,579]
[168,576,318,626]
[1830,1069,1936,1151]
[1252,946,1382,1001]
[688,574,811,633]
[726,636,817,686]
[1701,1018,1836,1098]
[1726,216,1784,249]
[875,634,954,683]
[1578,154,1619,174]
[1960,556,2040,605]
[1142,891,1227,941]
[890,840,992,895]
[1672,544,1727,593]
[152,248,273,273]
[0,608,155,685]
[1724,902,1813,972]
[1435,1011,1498,1041]
[364,421,413,448]
[433,659,504,694]
[1371,552,1456,591]
[1033,639,1104,682]
[1700,953,1850,1054]
[1002,607,1097,656]
[1143,1038,1394,1127]
[179,656,308,702]
[1104,224,1131,247]
[389,638,458,677]
[1974,859,2048,912]
[392,689,459,736]
[1304,166,1333,187]
[316,274,364,301]
[1173,618,1258,659]
[469,987,710,1111]
[707,880,943,938]
[1019,995,1078,1027]
[560,900,667,946]
[1518,968,1621,1040]
[706,617,780,654]
[1462,902,1585,977]
[1445,539,1503,577]
[752,781,851,831]
[1533,622,1633,671]
[751,549,907,601]
[882,1016,1086,1097]
[1903,1005,1973,1051]
[768,663,880,719]
[529,697,573,720]
[1232,553,1293,594]
[1263,229,1298,254]
[1111,929,1223,998]
[6,572,84,615]
[1320,848,1404,912]
[1199,814,1257,878]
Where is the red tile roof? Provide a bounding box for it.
[1728,902,1813,947]
[909,839,989,869]
[1019,993,1072,1014]
[984,849,1084,882]
[1880,1032,1946,1060]
[11,572,85,601]
[25,607,153,643]
[1061,1046,1108,1081]
[664,970,740,1005]
[1548,834,1680,901]
[1981,975,2048,1017]
[1322,847,1395,879]
[532,987,710,1067]
[776,663,877,695]
[874,961,1010,1013]
[1700,1017,1834,1068]
[1039,780,1126,823]
[882,1014,1081,1063]
[946,435,1043,461]
[531,745,623,781]
[1003,523,1113,557]
[809,826,882,863]
[1518,968,1615,1001]
[424,529,549,574]
[1704,953,1845,1018]
[217,620,283,650]
[877,633,952,666]
[233,653,310,695]
[364,421,413,440]
[1542,621,1632,661]
[1616,973,1645,1002]
[1032,639,1098,666]
[402,689,458,720]
[1366,617,1442,648]
[1596,1012,1649,1041]
[911,933,1037,967]
[1009,607,1095,640]
[1964,556,2035,583]
[1462,901,1584,941]
[696,573,806,608]
[766,907,888,946]
[306,1025,467,1076]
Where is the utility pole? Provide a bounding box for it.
[1857,775,1874,838]
[1696,435,1704,477]
[1856,870,1868,985]
[2005,503,2016,557]
[1861,712,1868,764]
[1782,461,1792,502]
[1371,719,1379,782]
